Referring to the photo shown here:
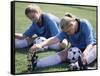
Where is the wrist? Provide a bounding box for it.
[35,44,42,48]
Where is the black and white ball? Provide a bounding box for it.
[33,37,48,51]
[67,47,82,63]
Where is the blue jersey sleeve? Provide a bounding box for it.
[48,20,60,36]
[45,14,61,36]
[23,24,35,37]
[55,32,66,42]
[82,19,96,45]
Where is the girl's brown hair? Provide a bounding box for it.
[60,13,76,28]
[25,4,42,16]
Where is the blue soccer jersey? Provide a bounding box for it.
[23,13,61,38]
[56,19,96,49]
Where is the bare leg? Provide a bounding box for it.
[83,45,97,65]
[48,39,68,50]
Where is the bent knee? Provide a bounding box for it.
[92,45,97,53]
[57,49,68,61]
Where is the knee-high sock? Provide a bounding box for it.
[15,39,28,48]
[48,43,60,50]
[36,54,61,68]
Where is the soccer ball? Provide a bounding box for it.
[67,47,82,63]
[33,37,48,51]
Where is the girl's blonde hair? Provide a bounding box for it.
[25,4,42,16]
[60,12,76,28]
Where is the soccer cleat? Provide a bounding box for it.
[78,56,88,70]
[32,52,38,70]
[68,62,80,71]
[27,51,38,72]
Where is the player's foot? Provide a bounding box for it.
[32,52,38,70]
[27,51,38,72]
[78,56,88,70]
[68,62,80,71]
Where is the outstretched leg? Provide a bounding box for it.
[30,49,68,70]
[15,33,37,48]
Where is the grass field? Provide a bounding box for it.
[15,2,97,74]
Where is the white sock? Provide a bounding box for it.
[48,43,60,50]
[15,39,28,48]
[85,48,96,64]
[36,54,61,68]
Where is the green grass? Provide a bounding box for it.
[15,2,97,74]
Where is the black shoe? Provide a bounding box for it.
[32,52,38,70]
[68,62,80,71]
[27,52,38,72]
[78,56,88,70]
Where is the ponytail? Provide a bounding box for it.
[65,12,76,19]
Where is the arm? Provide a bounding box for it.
[41,37,60,47]
[23,23,35,38]
[46,14,61,36]
[49,21,60,36]
[82,19,96,56]
[15,33,27,40]
[31,37,60,49]
[82,19,96,45]
[36,31,67,48]
[30,32,66,52]
[29,37,60,53]
[16,23,38,40]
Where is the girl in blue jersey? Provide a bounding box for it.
[15,4,67,50]
[30,13,97,70]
